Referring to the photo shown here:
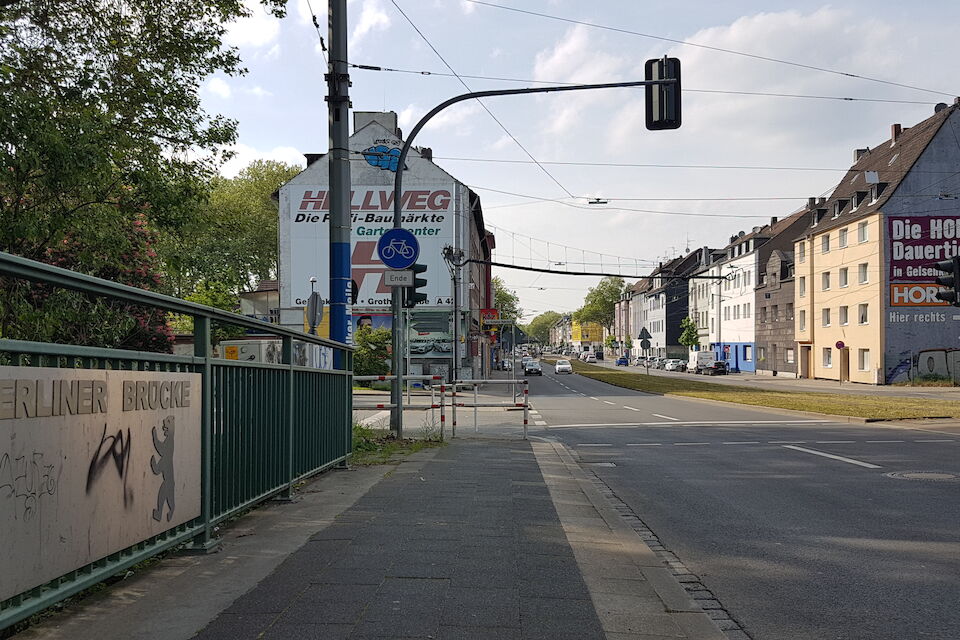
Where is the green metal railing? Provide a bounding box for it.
[0,251,352,632]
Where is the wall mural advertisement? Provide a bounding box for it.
[408,311,453,358]
[885,215,960,383]
[1,369,201,601]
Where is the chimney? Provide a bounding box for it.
[353,111,400,137]
[854,148,869,162]
[807,197,817,210]
[891,123,902,143]
[304,153,323,166]
[817,197,826,206]
[420,147,433,162]
[770,216,778,225]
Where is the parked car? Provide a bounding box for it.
[703,360,729,375]
[554,359,573,374]
[692,351,716,374]
[584,353,597,363]
[633,356,647,366]
[521,355,532,366]
[649,357,666,369]
[523,360,543,376]
[664,359,685,371]
[615,356,629,366]
[502,360,513,371]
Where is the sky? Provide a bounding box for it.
[208,0,960,321]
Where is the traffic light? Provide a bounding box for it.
[645,56,681,130]
[402,263,427,309]
[933,256,960,306]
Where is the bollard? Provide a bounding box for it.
[474,384,479,433]
[451,382,457,438]
[439,382,446,441]
[522,379,529,440]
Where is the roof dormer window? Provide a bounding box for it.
[832,200,848,218]
[851,191,867,211]
[869,183,887,204]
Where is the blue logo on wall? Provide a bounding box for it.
[363,145,401,172]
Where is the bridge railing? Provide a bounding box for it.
[0,251,352,632]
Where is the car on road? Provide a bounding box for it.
[554,359,572,374]
[502,359,513,371]
[584,353,597,363]
[523,360,543,376]
[615,356,629,366]
[702,360,729,375]
[664,359,685,371]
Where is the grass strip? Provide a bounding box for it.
[350,423,446,465]
[552,358,960,420]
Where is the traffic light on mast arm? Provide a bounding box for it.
[933,257,960,306]
[402,263,428,309]
[644,56,681,130]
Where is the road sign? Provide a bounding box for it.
[384,270,413,287]
[484,319,515,325]
[638,327,652,340]
[377,228,420,269]
[835,341,845,350]
[640,339,651,350]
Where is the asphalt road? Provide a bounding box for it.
[527,362,960,640]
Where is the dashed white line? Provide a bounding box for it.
[865,440,904,443]
[651,413,678,421]
[768,441,806,444]
[623,406,640,412]
[602,400,616,405]
[815,440,855,444]
[673,442,709,446]
[589,396,600,401]
[627,443,662,446]
[782,445,882,469]
[534,420,547,426]
[723,441,760,445]
[915,439,955,442]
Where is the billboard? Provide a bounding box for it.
[1,368,201,601]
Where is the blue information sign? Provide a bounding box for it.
[377,228,420,269]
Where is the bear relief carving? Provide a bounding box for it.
[150,416,176,522]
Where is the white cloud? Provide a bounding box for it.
[207,77,232,99]
[245,86,273,98]
[351,0,390,49]
[220,144,306,178]
[264,43,281,61]
[398,102,482,136]
[225,0,281,48]
[460,0,475,14]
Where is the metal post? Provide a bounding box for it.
[451,384,457,438]
[327,0,351,365]
[474,383,478,433]
[452,260,461,383]
[439,382,446,441]
[280,335,294,501]
[191,315,218,551]
[511,322,517,401]
[405,309,412,405]
[522,379,529,441]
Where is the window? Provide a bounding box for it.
[799,277,806,297]
[786,348,795,364]
[798,242,806,262]
[858,349,870,371]
[757,346,766,361]
[799,310,806,331]
[823,347,832,368]
[744,345,752,361]
[821,235,830,253]
[839,228,848,248]
[724,307,730,320]
[858,221,869,243]
[745,303,751,318]
[761,307,768,323]
[771,305,779,321]
[734,306,740,320]
[822,272,831,291]
[746,270,752,286]
[786,303,794,320]
[859,303,869,325]
[839,267,849,288]
[858,262,869,284]
[839,306,849,325]
[851,191,867,210]
[822,308,831,327]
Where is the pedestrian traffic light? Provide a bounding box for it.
[402,263,427,309]
[645,56,681,130]
[933,256,960,306]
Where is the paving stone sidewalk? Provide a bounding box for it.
[193,438,724,640]
[194,440,602,640]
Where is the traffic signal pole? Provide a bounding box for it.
[388,70,680,434]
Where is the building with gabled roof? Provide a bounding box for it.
[795,101,960,384]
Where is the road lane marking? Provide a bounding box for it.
[768,441,806,444]
[579,443,612,447]
[623,406,640,411]
[815,440,855,444]
[589,396,600,401]
[543,420,839,428]
[915,439,955,442]
[535,420,547,426]
[723,441,760,445]
[602,400,616,405]
[865,440,904,443]
[651,413,678,421]
[673,442,709,446]
[782,445,882,469]
[627,443,662,446]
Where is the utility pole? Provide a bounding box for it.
[327,0,351,364]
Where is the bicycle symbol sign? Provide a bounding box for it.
[377,228,420,269]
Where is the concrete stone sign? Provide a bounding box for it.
[0,368,201,601]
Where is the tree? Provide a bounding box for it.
[624,336,633,350]
[353,326,391,379]
[574,277,624,330]
[158,160,302,296]
[0,0,287,347]
[524,310,561,344]
[169,281,246,345]
[492,276,522,321]
[679,316,699,349]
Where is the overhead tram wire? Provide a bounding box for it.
[485,222,657,271]
[304,0,328,64]
[462,0,958,98]
[472,259,733,280]
[350,63,940,106]
[388,1,576,198]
